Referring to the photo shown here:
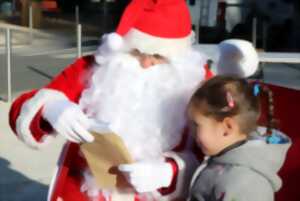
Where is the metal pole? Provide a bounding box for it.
[252,17,257,48]
[195,24,200,44]
[75,5,80,25]
[12,0,16,14]
[77,24,82,58]
[262,21,268,51]
[6,29,12,102]
[29,4,33,44]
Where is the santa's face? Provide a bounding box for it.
[80,47,205,161]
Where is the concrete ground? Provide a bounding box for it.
[0,101,65,201]
[0,22,70,201]
[0,18,300,201]
[0,19,81,201]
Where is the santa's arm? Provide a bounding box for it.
[152,127,199,200]
[9,56,94,149]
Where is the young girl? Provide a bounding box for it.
[187,76,291,201]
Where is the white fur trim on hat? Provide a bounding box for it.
[217,39,259,78]
[123,28,193,58]
[16,89,69,149]
[161,151,199,201]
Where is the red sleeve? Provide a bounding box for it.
[45,55,94,101]
[9,56,94,148]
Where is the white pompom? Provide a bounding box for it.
[95,33,124,64]
[217,39,259,78]
[105,32,123,51]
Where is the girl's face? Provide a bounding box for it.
[188,106,227,156]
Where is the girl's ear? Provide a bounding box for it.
[222,117,237,136]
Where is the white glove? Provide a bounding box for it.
[118,160,173,193]
[42,99,94,143]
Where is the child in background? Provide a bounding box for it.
[187,76,291,201]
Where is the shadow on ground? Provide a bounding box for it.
[0,157,48,201]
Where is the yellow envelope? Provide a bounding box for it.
[80,132,134,189]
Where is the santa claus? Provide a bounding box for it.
[9,0,258,201]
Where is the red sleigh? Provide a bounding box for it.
[259,84,300,201]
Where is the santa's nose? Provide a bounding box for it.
[140,56,155,69]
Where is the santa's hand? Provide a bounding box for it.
[42,99,94,143]
[118,160,173,193]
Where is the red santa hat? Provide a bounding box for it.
[104,0,193,58]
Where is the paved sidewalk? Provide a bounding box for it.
[0,101,65,201]
[0,19,76,201]
[0,20,64,49]
[0,16,101,57]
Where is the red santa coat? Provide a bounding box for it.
[9,55,213,201]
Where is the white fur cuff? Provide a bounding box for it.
[123,29,193,59]
[16,89,69,149]
[161,151,199,200]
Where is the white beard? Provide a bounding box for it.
[79,49,206,161]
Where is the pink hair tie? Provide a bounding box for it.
[226,91,235,108]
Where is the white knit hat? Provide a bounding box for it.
[217,39,259,78]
